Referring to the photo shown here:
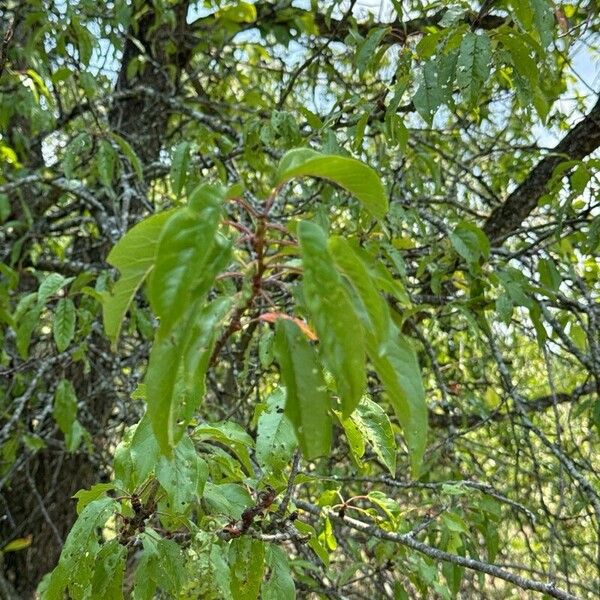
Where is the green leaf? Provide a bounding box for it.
[90,539,126,600]
[53,298,76,352]
[351,398,397,476]
[449,221,490,264]
[538,258,561,292]
[170,141,191,197]
[134,531,186,597]
[203,482,253,520]
[262,545,296,600]
[531,0,554,48]
[368,326,427,476]
[413,61,444,124]
[38,273,71,303]
[54,379,77,440]
[324,241,415,472]
[111,132,143,180]
[97,139,117,187]
[73,482,115,514]
[148,184,223,332]
[146,297,231,454]
[155,435,208,513]
[229,537,265,600]
[299,221,366,417]
[456,32,492,104]
[329,236,389,340]
[274,319,332,460]
[103,210,174,349]
[52,497,117,598]
[276,149,388,219]
[129,414,161,487]
[255,388,297,473]
[356,27,390,76]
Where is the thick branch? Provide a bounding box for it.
[484,95,600,243]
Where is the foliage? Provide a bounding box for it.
[0,1,599,598]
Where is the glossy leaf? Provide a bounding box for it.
[276,148,388,219]
[299,221,366,417]
[148,184,223,332]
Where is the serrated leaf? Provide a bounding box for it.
[54,379,78,438]
[255,388,297,473]
[203,482,253,520]
[38,273,71,304]
[352,398,397,475]
[531,0,554,48]
[413,60,444,123]
[299,221,366,417]
[449,221,490,264]
[50,497,117,598]
[274,319,332,460]
[456,32,491,104]
[156,435,207,512]
[73,483,115,514]
[53,298,76,352]
[229,537,265,600]
[262,546,296,600]
[170,141,191,197]
[276,148,388,219]
[90,539,126,600]
[103,210,174,349]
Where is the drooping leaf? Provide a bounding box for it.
[229,537,265,600]
[145,296,231,454]
[103,210,174,348]
[368,326,428,476]
[53,298,76,352]
[90,539,126,600]
[155,435,208,513]
[413,60,444,123]
[456,32,492,104]
[255,388,297,473]
[351,398,397,476]
[449,221,491,265]
[276,148,388,219]
[97,139,117,187]
[170,141,191,197]
[299,221,366,417]
[274,319,332,460]
[262,545,296,600]
[531,0,554,48]
[148,184,223,332]
[111,131,143,180]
